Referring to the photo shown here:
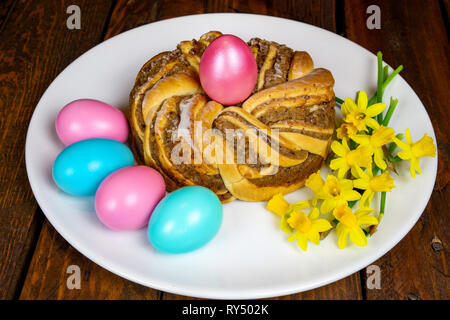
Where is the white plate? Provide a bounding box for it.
[25,14,437,299]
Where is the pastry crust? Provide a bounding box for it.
[129,31,335,202]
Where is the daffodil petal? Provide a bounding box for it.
[330,158,346,171]
[321,199,336,214]
[350,166,363,179]
[292,200,310,211]
[342,97,357,115]
[405,128,413,144]
[342,190,362,201]
[366,103,386,117]
[393,137,409,151]
[266,193,290,216]
[338,165,350,179]
[309,207,320,220]
[338,228,350,249]
[357,91,368,111]
[366,118,381,130]
[307,230,320,245]
[353,178,369,190]
[359,190,372,207]
[410,161,416,178]
[331,141,347,157]
[374,148,387,170]
[357,215,379,227]
[340,179,354,190]
[355,207,374,217]
[413,157,421,175]
[397,149,412,160]
[280,216,294,234]
[297,233,309,251]
[312,219,333,232]
[336,222,343,235]
[349,228,367,247]
[350,134,370,145]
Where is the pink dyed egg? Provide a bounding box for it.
[199,34,257,105]
[56,99,129,146]
[95,166,166,231]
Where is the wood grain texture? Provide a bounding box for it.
[0,0,16,32]
[8,0,449,300]
[19,221,160,300]
[105,0,206,40]
[345,0,449,300]
[18,0,163,300]
[0,0,114,300]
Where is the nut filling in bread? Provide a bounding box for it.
[129,31,335,202]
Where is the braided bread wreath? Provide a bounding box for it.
[129,31,335,203]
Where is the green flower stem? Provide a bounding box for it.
[335,96,344,104]
[372,165,381,176]
[387,143,396,154]
[383,65,389,81]
[380,191,386,216]
[382,97,399,126]
[378,167,388,222]
[387,155,403,162]
[368,65,404,106]
[376,52,384,123]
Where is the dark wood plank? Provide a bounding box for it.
[105,0,205,39]
[19,0,164,300]
[0,0,115,300]
[441,0,449,38]
[20,221,160,299]
[345,0,449,299]
[0,0,16,32]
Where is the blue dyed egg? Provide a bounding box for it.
[148,186,223,254]
[52,138,134,196]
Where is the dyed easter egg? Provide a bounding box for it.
[52,138,134,196]
[199,34,257,105]
[148,186,222,254]
[95,166,166,230]
[55,99,129,146]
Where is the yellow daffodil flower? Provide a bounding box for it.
[333,205,378,249]
[316,175,361,213]
[267,193,290,216]
[350,125,395,170]
[287,207,332,251]
[305,170,325,206]
[353,170,395,207]
[336,122,358,140]
[267,193,310,234]
[393,128,437,178]
[341,91,386,132]
[330,138,373,178]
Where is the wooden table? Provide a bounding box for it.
[0,0,448,300]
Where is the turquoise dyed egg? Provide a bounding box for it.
[148,186,223,254]
[52,138,134,196]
